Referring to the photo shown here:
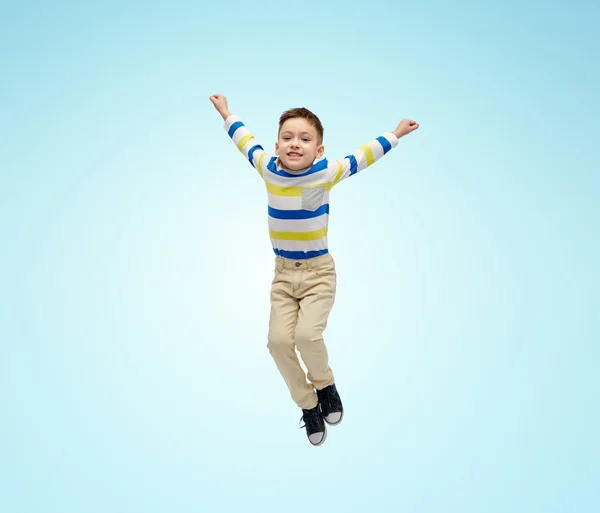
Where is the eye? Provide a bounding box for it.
[283,137,291,140]
[302,138,310,142]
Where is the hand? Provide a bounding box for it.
[209,94,231,120]
[393,119,419,139]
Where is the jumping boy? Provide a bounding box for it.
[210,94,419,446]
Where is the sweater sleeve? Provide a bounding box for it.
[329,132,399,187]
[224,115,271,178]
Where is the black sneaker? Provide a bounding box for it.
[317,384,344,425]
[300,405,327,446]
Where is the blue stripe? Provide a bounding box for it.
[377,136,392,154]
[227,121,244,138]
[273,248,329,260]
[248,144,263,167]
[268,204,329,220]
[266,156,277,170]
[266,158,329,178]
[346,154,358,176]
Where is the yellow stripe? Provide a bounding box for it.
[266,181,334,197]
[360,144,375,166]
[257,152,266,178]
[269,227,328,241]
[333,161,344,186]
[237,134,253,152]
[266,182,302,196]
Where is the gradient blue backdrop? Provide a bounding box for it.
[1,1,598,512]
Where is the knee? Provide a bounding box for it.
[294,327,321,350]
[267,329,293,355]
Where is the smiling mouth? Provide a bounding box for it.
[287,152,303,158]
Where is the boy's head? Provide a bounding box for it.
[276,107,324,171]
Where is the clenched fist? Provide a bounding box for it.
[393,119,419,139]
[210,94,231,120]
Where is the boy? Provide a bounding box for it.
[210,94,419,446]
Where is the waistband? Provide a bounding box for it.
[275,252,334,270]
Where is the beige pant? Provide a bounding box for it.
[267,253,337,410]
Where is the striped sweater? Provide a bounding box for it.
[224,115,399,260]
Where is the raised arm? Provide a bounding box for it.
[330,118,419,186]
[209,94,271,176]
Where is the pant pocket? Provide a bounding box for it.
[313,266,335,277]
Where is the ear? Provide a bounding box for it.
[316,145,324,158]
[275,142,279,156]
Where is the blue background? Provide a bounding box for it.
[1,1,598,512]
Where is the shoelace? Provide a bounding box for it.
[299,407,323,433]
[318,387,341,414]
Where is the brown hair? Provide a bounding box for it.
[278,107,324,144]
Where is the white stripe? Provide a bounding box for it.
[335,159,352,184]
[271,238,329,252]
[383,132,399,148]
[352,148,367,171]
[223,115,241,131]
[269,215,329,233]
[268,194,303,210]
[368,140,385,161]
[232,125,252,148]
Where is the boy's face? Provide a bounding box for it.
[275,117,324,171]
